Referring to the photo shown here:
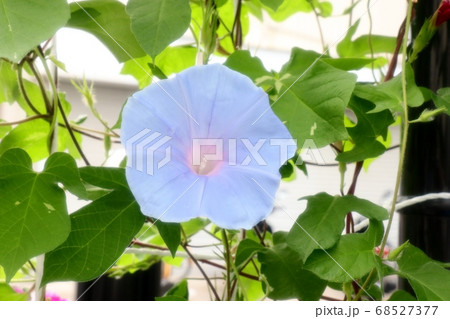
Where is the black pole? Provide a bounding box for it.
[77,262,162,301]
[400,0,450,293]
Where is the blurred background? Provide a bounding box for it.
[0,0,406,300]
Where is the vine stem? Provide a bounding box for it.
[221,229,232,300]
[17,64,42,116]
[379,0,413,255]
[36,48,58,154]
[353,0,413,301]
[366,0,377,82]
[312,5,326,51]
[182,243,221,301]
[198,259,259,281]
[36,48,90,166]
[0,114,50,126]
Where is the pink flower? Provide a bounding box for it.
[45,291,67,301]
[436,0,450,26]
[374,246,389,258]
[12,287,24,294]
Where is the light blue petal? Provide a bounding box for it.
[200,167,280,229]
[126,166,205,222]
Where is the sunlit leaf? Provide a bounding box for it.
[155,221,180,258]
[287,193,388,261]
[67,0,145,62]
[0,149,84,281]
[336,96,394,163]
[337,19,396,58]
[258,243,327,300]
[156,279,188,301]
[304,221,384,283]
[353,63,424,113]
[235,239,264,268]
[397,244,450,301]
[127,0,191,58]
[0,0,69,62]
[0,284,28,301]
[274,48,356,148]
[225,50,271,82]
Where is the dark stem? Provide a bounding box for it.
[229,277,238,299]
[385,18,407,81]
[330,143,342,153]
[252,226,266,247]
[347,161,363,196]
[183,244,221,301]
[68,125,121,143]
[131,239,168,251]
[231,0,242,50]
[57,98,91,165]
[345,160,364,296]
[17,64,43,115]
[27,58,53,113]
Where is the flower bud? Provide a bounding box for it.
[435,0,450,26]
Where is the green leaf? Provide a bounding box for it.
[182,218,210,238]
[215,1,250,57]
[155,221,181,258]
[0,0,69,62]
[121,56,153,88]
[0,149,84,281]
[42,167,145,284]
[274,48,356,148]
[279,159,296,181]
[304,221,384,283]
[258,243,327,300]
[79,166,129,190]
[0,116,82,163]
[321,57,375,71]
[156,279,188,301]
[121,45,196,88]
[49,56,67,72]
[336,96,394,163]
[16,79,47,115]
[0,284,28,301]
[313,0,332,17]
[225,50,271,82]
[397,244,450,301]
[432,87,450,114]
[353,63,424,113]
[156,46,197,77]
[0,60,18,103]
[287,193,388,261]
[67,0,145,62]
[235,239,264,268]
[0,121,49,163]
[388,290,416,301]
[260,0,284,11]
[337,19,396,58]
[0,120,11,139]
[127,0,191,58]
[262,0,312,22]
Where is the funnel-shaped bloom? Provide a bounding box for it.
[121,64,295,229]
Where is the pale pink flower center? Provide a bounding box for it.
[189,144,223,176]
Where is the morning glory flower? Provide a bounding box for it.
[121,64,295,229]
